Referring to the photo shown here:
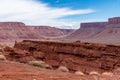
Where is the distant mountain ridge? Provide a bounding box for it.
[0,22,74,42]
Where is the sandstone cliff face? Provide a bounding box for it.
[108,17,120,24]
[89,18,120,44]
[67,22,107,39]
[65,17,120,44]
[4,40,120,73]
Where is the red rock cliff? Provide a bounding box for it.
[80,22,108,28]
[108,17,120,24]
[4,40,120,73]
[67,22,108,39]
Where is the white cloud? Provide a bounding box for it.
[0,0,95,29]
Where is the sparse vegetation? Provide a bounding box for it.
[28,61,46,68]
[89,71,100,76]
[58,66,69,72]
[0,55,6,61]
[28,61,52,69]
[102,72,113,76]
[75,71,84,76]
[75,40,81,43]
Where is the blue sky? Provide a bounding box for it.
[0,0,120,29]
[41,0,120,21]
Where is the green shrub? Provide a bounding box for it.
[28,61,46,68]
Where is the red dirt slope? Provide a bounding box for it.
[0,61,120,80]
[0,61,82,80]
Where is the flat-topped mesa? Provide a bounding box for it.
[0,22,25,27]
[108,17,120,24]
[80,22,108,28]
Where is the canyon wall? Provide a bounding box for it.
[80,22,108,28]
[67,22,107,39]
[0,22,74,42]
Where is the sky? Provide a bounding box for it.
[0,0,120,29]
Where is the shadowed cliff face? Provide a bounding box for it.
[108,17,120,24]
[4,40,120,73]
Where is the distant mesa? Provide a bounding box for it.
[80,17,120,28]
[108,17,120,24]
[0,22,25,26]
[80,22,108,28]
[66,17,120,44]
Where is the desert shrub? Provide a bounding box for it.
[89,71,100,76]
[28,61,52,69]
[58,66,69,72]
[28,61,46,68]
[0,55,6,61]
[75,40,81,43]
[102,72,113,76]
[75,71,84,76]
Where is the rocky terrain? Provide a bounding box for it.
[3,40,120,73]
[0,40,119,80]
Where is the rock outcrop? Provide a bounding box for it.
[4,40,120,74]
[108,17,120,24]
